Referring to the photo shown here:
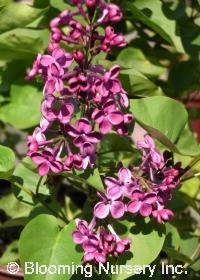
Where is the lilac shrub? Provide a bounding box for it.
[27,0,183,265]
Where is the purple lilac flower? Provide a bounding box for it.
[105,167,136,199]
[152,208,174,224]
[92,99,124,134]
[127,190,157,217]
[41,97,74,124]
[27,0,182,265]
[66,118,101,147]
[94,191,125,219]
[31,148,63,176]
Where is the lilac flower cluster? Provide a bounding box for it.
[27,0,183,265]
[94,135,182,223]
[72,218,131,263]
[73,135,183,263]
[27,0,131,176]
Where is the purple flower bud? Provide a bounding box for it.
[50,17,61,28]
[107,4,123,22]
[152,208,174,224]
[73,50,85,62]
[86,0,97,8]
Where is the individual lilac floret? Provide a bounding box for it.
[31,148,63,176]
[92,99,124,134]
[137,134,164,169]
[80,142,96,169]
[64,153,83,170]
[41,97,74,124]
[94,191,125,219]
[93,65,124,98]
[72,218,99,253]
[105,167,136,199]
[127,190,157,217]
[66,118,101,147]
[98,3,123,23]
[27,127,46,154]
[72,220,132,264]
[152,208,174,224]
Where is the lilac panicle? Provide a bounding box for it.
[27,0,129,176]
[26,0,183,265]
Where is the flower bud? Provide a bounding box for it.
[51,32,61,42]
[115,242,125,253]
[112,34,126,47]
[73,50,85,62]
[86,0,97,8]
[107,4,123,22]
[72,0,82,4]
[50,17,60,28]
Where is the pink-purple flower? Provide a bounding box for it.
[31,148,63,176]
[66,118,101,147]
[94,191,125,219]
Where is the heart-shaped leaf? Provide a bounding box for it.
[19,214,83,280]
[0,3,47,34]
[130,96,199,156]
[0,145,15,179]
[0,83,43,129]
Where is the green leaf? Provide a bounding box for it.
[179,233,200,267]
[173,123,200,157]
[0,145,15,179]
[0,217,28,228]
[0,193,32,218]
[113,217,166,280]
[0,3,47,34]
[99,133,134,155]
[0,28,49,61]
[163,247,193,263]
[120,69,163,97]
[12,158,49,205]
[179,177,200,198]
[98,133,135,167]
[0,240,19,265]
[163,223,180,250]
[19,214,83,280]
[50,0,75,11]
[118,48,165,77]
[130,96,200,156]
[124,0,184,53]
[65,167,105,192]
[0,83,43,129]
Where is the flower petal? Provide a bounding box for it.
[38,162,50,176]
[31,153,45,164]
[99,118,112,134]
[143,193,157,204]
[110,201,125,219]
[127,200,141,213]
[72,231,85,244]
[140,203,152,217]
[119,168,132,184]
[104,177,119,188]
[107,185,122,200]
[108,111,124,125]
[94,202,110,219]
[76,118,92,134]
